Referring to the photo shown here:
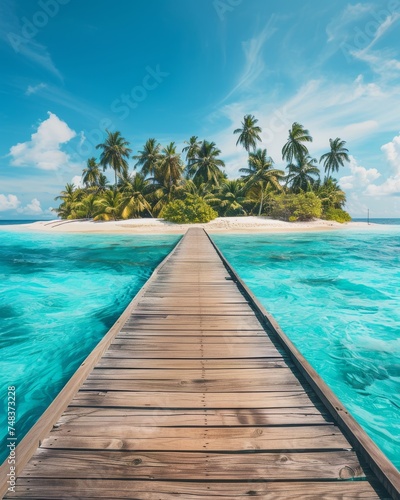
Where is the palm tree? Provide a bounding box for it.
[182,136,202,166]
[75,194,98,219]
[240,149,284,215]
[54,183,81,219]
[234,115,262,152]
[133,138,161,178]
[96,130,132,187]
[55,183,77,202]
[156,142,184,186]
[282,122,313,164]
[96,173,111,193]
[188,140,225,186]
[94,189,123,221]
[286,154,320,192]
[320,138,350,179]
[119,172,153,219]
[82,158,101,188]
[217,180,248,216]
[152,179,185,216]
[314,177,346,209]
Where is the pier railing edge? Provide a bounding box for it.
[205,229,400,500]
[0,232,186,498]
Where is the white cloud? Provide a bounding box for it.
[71,175,84,188]
[9,112,77,171]
[365,133,400,196]
[0,194,20,211]
[339,155,380,190]
[25,83,47,96]
[17,198,43,215]
[381,132,400,173]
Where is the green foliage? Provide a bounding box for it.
[270,192,322,221]
[160,195,218,224]
[323,207,351,223]
[55,126,352,222]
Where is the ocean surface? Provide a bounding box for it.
[213,226,400,469]
[0,228,180,464]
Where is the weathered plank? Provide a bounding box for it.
[42,425,351,451]
[20,449,366,480]
[10,479,388,499]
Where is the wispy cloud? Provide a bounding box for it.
[25,82,47,95]
[0,0,63,80]
[326,3,373,42]
[223,16,278,100]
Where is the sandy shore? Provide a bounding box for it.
[1,217,371,234]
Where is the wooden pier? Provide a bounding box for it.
[3,228,400,499]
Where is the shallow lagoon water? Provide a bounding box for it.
[0,230,180,463]
[213,227,400,469]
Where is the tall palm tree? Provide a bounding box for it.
[133,138,161,178]
[282,122,313,164]
[156,142,184,186]
[96,130,132,187]
[188,140,225,186]
[240,149,284,215]
[320,138,350,179]
[82,158,101,188]
[119,172,153,219]
[234,114,262,152]
[286,154,320,192]
[182,136,202,166]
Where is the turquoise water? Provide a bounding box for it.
[213,228,400,469]
[0,230,180,464]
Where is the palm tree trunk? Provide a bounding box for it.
[258,189,264,216]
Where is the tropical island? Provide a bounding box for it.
[54,116,351,225]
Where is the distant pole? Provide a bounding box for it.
[367,209,370,225]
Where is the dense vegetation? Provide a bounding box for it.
[54,117,351,223]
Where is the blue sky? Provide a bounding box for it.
[1,0,400,218]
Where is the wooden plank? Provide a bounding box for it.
[96,358,290,369]
[43,425,351,451]
[19,449,367,480]
[70,390,316,409]
[89,368,295,378]
[57,407,331,426]
[10,479,387,499]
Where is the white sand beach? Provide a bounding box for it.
[3,217,371,234]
